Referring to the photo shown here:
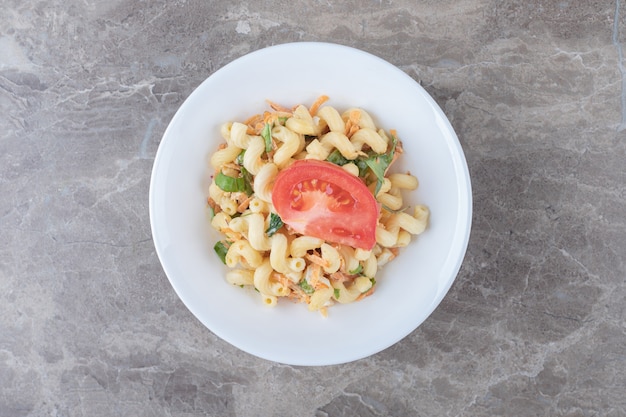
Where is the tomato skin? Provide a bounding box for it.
[271,159,379,250]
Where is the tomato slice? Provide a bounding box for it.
[271,159,379,250]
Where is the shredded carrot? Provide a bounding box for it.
[243,113,261,125]
[236,194,254,213]
[309,95,329,116]
[276,273,292,289]
[344,109,361,138]
[243,114,264,135]
[305,253,329,268]
[207,197,221,214]
[356,285,375,301]
[244,110,288,135]
[386,140,403,172]
[308,264,323,289]
[222,228,243,241]
[330,271,352,282]
[223,161,241,173]
[266,99,292,113]
[290,291,309,304]
[263,111,278,124]
[287,285,310,304]
[255,121,267,134]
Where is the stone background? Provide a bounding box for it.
[1,0,625,416]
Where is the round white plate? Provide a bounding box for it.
[149,42,472,366]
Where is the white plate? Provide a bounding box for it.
[149,42,472,366]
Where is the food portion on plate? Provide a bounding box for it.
[206,96,430,316]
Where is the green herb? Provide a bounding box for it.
[334,288,341,299]
[298,279,315,294]
[364,135,398,195]
[261,123,273,152]
[370,278,377,287]
[213,240,231,264]
[354,158,370,178]
[349,264,363,275]
[381,204,411,214]
[236,150,245,165]
[364,156,385,193]
[265,213,284,237]
[215,171,253,196]
[239,166,254,195]
[326,149,350,166]
[278,116,288,124]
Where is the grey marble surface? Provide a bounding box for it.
[1,0,625,416]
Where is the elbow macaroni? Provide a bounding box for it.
[207,97,430,315]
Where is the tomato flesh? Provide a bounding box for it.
[271,160,379,250]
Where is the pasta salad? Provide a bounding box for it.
[207,96,429,316]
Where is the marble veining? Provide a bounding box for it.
[1,0,625,416]
[613,0,626,130]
